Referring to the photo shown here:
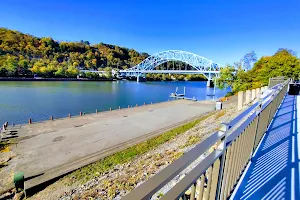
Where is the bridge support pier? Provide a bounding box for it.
[137,76,146,82]
[206,80,214,87]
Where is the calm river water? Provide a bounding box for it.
[0,81,230,125]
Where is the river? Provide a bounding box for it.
[0,81,230,125]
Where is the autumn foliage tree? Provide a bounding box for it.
[216,49,300,93]
[0,28,148,78]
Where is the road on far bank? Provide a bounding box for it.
[5,99,227,192]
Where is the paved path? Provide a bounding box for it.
[11,100,217,189]
[231,95,300,200]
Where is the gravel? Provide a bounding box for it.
[49,105,241,200]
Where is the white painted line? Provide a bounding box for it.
[297,96,300,191]
[297,96,300,159]
[291,168,295,200]
[292,136,295,163]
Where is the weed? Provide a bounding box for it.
[215,110,226,119]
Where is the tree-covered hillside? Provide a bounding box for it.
[216,49,300,93]
[0,28,148,77]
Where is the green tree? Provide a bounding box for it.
[216,65,236,90]
[216,49,300,93]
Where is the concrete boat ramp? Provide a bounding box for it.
[5,100,217,190]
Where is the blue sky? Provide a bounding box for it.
[0,0,299,64]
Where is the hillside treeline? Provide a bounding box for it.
[0,28,148,78]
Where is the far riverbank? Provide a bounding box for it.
[0,77,113,81]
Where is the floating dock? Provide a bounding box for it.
[169,87,197,101]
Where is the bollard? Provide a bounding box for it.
[80,112,82,116]
[14,171,24,193]
[4,122,8,129]
[96,109,98,114]
[110,107,112,111]
[238,91,244,111]
[2,125,6,131]
[256,88,261,98]
[50,116,53,121]
[245,90,251,104]
[251,89,256,100]
[68,113,71,118]
[28,119,32,124]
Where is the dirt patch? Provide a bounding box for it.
[52,136,65,142]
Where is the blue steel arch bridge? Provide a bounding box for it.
[118,50,224,86]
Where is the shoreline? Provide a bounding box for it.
[0,77,114,81]
[0,100,216,194]
[0,77,207,82]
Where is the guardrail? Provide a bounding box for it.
[122,79,290,200]
[268,76,287,88]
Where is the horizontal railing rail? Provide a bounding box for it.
[122,79,290,200]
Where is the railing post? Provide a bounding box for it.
[216,123,229,200]
[251,98,263,155]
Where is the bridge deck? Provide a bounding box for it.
[231,95,300,200]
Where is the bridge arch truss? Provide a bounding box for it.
[119,50,224,80]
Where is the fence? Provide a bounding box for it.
[122,79,290,200]
[268,76,287,88]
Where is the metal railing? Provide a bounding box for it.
[122,79,289,200]
[268,76,287,88]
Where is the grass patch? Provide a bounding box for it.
[215,110,226,119]
[0,141,10,152]
[65,112,215,185]
[180,135,201,149]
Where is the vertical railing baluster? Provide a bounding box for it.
[215,123,229,200]
[204,167,213,200]
[190,183,196,200]
[197,174,205,200]
[209,158,221,200]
